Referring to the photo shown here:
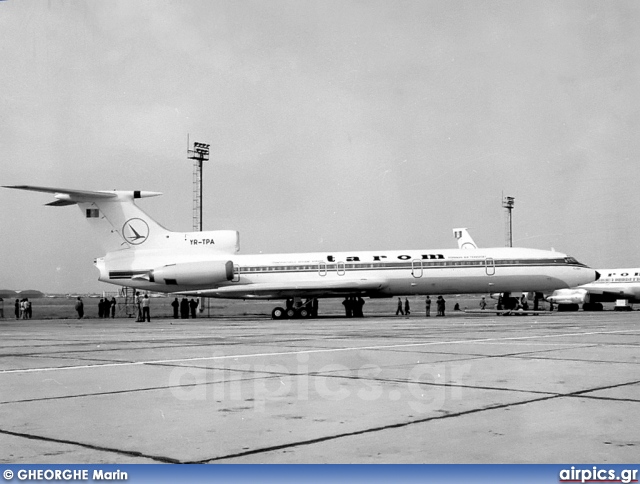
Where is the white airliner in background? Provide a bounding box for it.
[4,185,598,318]
[547,269,640,311]
[453,228,478,250]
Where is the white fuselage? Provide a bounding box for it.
[95,246,597,299]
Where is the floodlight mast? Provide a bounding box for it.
[187,137,211,316]
[502,196,515,247]
[187,138,210,232]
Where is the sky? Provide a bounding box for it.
[1,0,639,294]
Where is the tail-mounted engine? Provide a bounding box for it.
[149,260,234,286]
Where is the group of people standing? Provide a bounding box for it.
[71,294,196,321]
[342,296,365,317]
[14,298,32,319]
[171,297,200,319]
[98,297,117,318]
[396,295,447,317]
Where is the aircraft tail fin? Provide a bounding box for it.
[453,228,478,249]
[4,185,167,252]
[4,185,239,254]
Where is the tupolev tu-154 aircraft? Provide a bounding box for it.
[4,185,599,318]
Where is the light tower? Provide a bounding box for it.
[502,195,515,247]
[187,138,210,231]
[187,138,210,315]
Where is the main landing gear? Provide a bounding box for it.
[494,291,546,314]
[272,298,319,319]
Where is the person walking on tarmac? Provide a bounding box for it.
[425,296,431,317]
[404,297,411,315]
[396,297,404,316]
[75,297,84,319]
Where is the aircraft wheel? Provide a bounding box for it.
[272,307,286,319]
[298,308,310,318]
[286,308,297,319]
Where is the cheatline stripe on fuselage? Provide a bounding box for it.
[108,258,587,280]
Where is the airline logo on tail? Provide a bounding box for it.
[453,228,478,250]
[123,218,149,245]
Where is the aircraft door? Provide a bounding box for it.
[412,259,423,278]
[336,261,345,276]
[318,262,327,276]
[232,266,241,282]
[485,258,495,276]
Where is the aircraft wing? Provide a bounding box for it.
[174,278,389,299]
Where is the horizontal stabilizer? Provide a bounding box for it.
[4,185,118,199]
[3,185,161,205]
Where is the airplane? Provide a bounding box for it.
[547,268,640,311]
[4,185,599,319]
